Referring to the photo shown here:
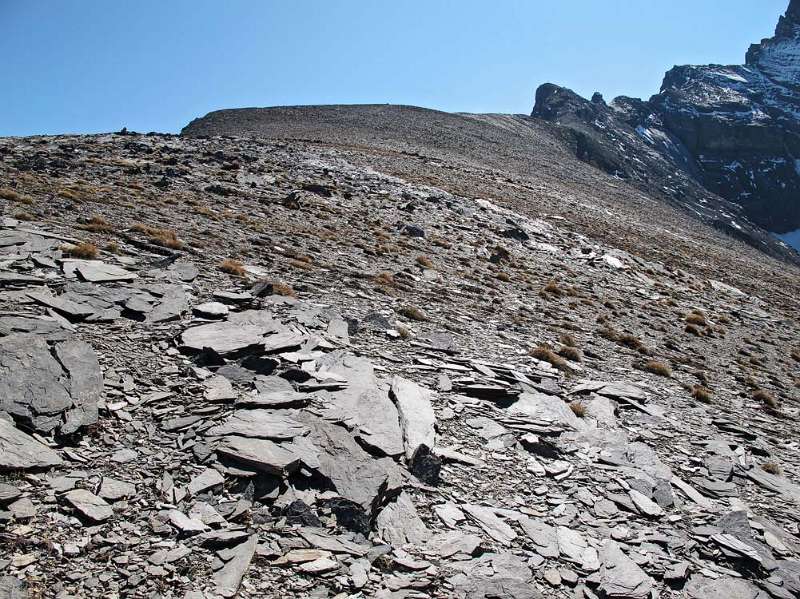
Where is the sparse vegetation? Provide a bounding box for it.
[219,258,247,277]
[530,345,571,372]
[398,305,428,321]
[131,224,183,249]
[641,360,672,377]
[685,311,707,326]
[63,242,99,259]
[375,272,396,287]
[558,345,582,362]
[416,255,433,269]
[691,385,713,403]
[270,281,296,297]
[761,461,782,475]
[753,388,778,409]
[560,333,577,347]
[80,215,113,232]
[569,401,586,417]
[1,187,34,204]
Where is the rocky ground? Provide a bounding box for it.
[1,132,800,598]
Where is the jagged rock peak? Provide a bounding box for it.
[746,0,800,85]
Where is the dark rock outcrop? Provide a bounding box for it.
[534,0,800,245]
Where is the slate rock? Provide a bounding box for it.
[216,436,303,476]
[410,443,442,485]
[391,375,436,460]
[214,534,257,598]
[64,489,113,522]
[0,419,62,469]
[0,334,101,435]
[598,540,653,599]
[376,492,431,547]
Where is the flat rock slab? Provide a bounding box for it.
[0,419,62,469]
[216,436,302,476]
[64,489,113,522]
[376,492,431,547]
[685,574,761,599]
[0,334,101,435]
[598,540,653,599]
[299,413,391,518]
[206,409,308,440]
[391,375,436,460]
[193,302,229,318]
[67,260,138,282]
[510,392,584,431]
[180,322,268,356]
[214,534,257,598]
[463,504,517,546]
[318,351,403,457]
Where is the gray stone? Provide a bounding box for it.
[187,468,225,496]
[193,302,229,319]
[0,334,101,435]
[376,492,431,547]
[0,419,62,469]
[510,392,584,431]
[685,574,761,599]
[391,375,436,460]
[216,436,302,476]
[597,540,653,599]
[98,477,136,501]
[206,410,308,440]
[318,352,403,457]
[71,260,138,282]
[214,534,257,598]
[463,504,517,546]
[180,322,268,355]
[64,489,113,522]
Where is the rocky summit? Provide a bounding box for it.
[534,0,800,247]
[2,4,800,599]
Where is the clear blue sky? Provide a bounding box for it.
[0,0,789,136]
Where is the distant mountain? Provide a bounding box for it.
[535,0,800,249]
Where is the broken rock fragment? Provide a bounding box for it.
[597,540,653,599]
[391,375,436,460]
[0,334,101,435]
[0,418,62,470]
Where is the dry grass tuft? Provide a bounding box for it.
[63,242,98,259]
[685,311,707,326]
[753,388,778,409]
[761,462,782,475]
[80,215,113,233]
[691,385,713,403]
[131,224,183,249]
[530,345,571,372]
[271,281,296,297]
[104,241,120,254]
[416,255,434,269]
[0,187,34,204]
[685,324,702,336]
[558,345,582,362]
[542,280,563,296]
[13,211,34,221]
[398,305,428,322]
[219,258,247,277]
[569,401,586,418]
[375,272,396,287]
[641,360,672,377]
[560,333,577,347]
[792,349,800,363]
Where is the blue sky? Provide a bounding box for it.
[0,0,789,136]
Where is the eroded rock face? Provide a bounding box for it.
[0,334,101,435]
[533,1,800,252]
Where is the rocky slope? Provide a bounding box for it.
[1,130,800,598]
[534,0,800,244]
